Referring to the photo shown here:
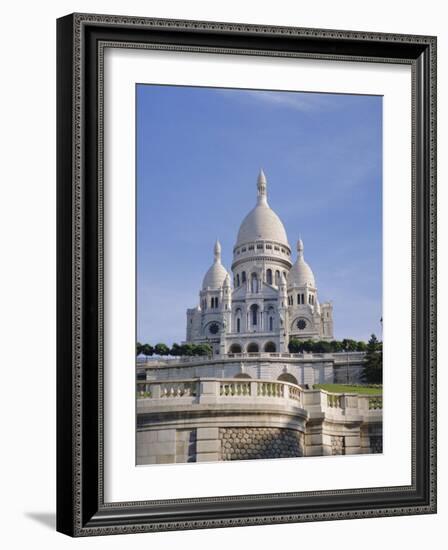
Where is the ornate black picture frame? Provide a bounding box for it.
[56,13,437,536]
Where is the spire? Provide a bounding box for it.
[257,169,268,205]
[214,239,221,262]
[297,237,304,259]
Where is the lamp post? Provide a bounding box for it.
[346,350,350,384]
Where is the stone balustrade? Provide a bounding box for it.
[137,377,306,408]
[136,378,382,420]
[320,390,383,420]
[137,378,382,463]
[136,351,366,369]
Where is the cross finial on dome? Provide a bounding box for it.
[257,169,268,205]
[214,239,221,262]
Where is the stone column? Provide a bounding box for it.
[198,379,219,404]
[196,427,221,462]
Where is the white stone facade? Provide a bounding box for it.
[186,170,334,355]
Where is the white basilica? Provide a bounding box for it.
[186,170,334,355]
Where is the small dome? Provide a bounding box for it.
[235,170,289,247]
[287,238,316,288]
[202,240,229,290]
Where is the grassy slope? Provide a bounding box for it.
[313,384,383,395]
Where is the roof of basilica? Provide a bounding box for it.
[235,170,290,248]
[287,238,316,288]
[202,240,230,290]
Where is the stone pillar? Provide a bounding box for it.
[198,379,219,404]
[196,427,221,462]
[151,384,161,399]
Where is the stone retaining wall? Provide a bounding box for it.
[220,427,303,460]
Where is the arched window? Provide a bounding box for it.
[250,304,258,326]
[229,343,242,353]
[251,273,258,293]
[266,269,273,285]
[247,342,259,353]
[275,270,280,285]
[269,317,273,331]
[215,297,219,308]
[241,271,246,283]
[264,341,276,352]
[236,273,240,287]
[235,308,241,333]
[234,372,251,378]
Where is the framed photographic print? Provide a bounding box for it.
[56,13,437,536]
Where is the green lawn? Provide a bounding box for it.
[313,384,382,395]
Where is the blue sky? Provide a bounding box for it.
[136,85,382,344]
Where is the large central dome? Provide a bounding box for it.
[235,170,289,247]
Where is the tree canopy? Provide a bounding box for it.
[138,338,376,358]
[360,334,383,384]
[288,338,372,354]
[137,341,213,358]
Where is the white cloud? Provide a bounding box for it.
[244,90,332,112]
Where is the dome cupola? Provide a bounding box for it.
[235,170,290,248]
[287,238,316,288]
[202,240,230,290]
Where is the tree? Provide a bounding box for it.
[136,342,143,356]
[301,340,315,353]
[194,343,213,356]
[356,340,368,352]
[313,340,333,353]
[361,334,383,384]
[330,340,343,352]
[170,343,182,356]
[178,343,194,356]
[154,343,170,356]
[342,338,358,352]
[141,343,153,360]
[288,338,301,353]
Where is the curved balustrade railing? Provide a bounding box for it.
[136,378,382,418]
[136,377,305,406]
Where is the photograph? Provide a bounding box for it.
[53,8,436,538]
[135,84,384,465]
